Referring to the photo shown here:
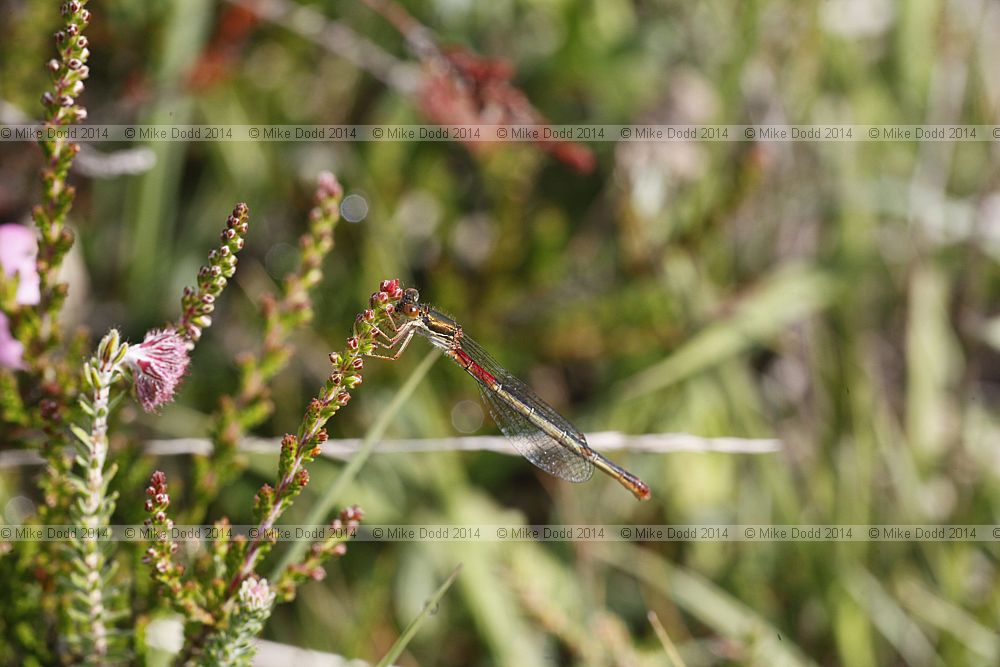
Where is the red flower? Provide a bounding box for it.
[125,329,190,412]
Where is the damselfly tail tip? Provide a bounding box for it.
[622,476,651,501]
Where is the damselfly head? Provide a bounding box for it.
[400,288,421,318]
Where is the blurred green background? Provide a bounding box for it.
[2,0,1000,664]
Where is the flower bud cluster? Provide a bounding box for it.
[177,203,250,344]
[41,1,91,129]
[142,470,181,580]
[275,505,363,602]
[33,0,92,334]
[281,171,344,331]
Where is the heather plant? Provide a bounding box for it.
[1,163,375,663]
[0,5,373,661]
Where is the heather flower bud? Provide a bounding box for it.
[351,358,364,370]
[328,352,342,366]
[124,329,190,412]
[336,392,351,406]
[316,171,343,200]
[346,337,359,351]
[238,577,274,611]
[67,58,81,70]
[362,309,375,322]
[47,59,60,73]
[97,329,120,365]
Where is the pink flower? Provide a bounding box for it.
[0,224,40,370]
[124,329,190,412]
[0,321,24,369]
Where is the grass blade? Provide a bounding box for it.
[618,263,835,400]
[375,564,463,667]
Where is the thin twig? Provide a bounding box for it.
[0,432,780,468]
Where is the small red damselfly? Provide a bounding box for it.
[367,282,651,501]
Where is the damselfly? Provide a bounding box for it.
[368,284,651,501]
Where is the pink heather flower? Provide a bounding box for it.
[0,224,41,370]
[0,318,24,370]
[124,329,190,413]
[0,225,40,305]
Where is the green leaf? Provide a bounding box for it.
[70,424,92,447]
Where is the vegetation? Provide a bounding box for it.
[1,0,998,664]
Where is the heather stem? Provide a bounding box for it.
[64,329,129,664]
[225,280,403,594]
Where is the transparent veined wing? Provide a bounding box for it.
[457,334,595,483]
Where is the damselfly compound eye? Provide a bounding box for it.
[401,303,419,318]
